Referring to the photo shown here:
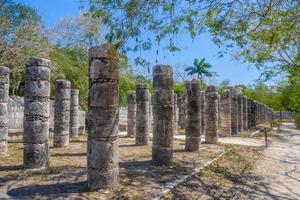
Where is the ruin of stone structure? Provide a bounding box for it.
[200,91,206,136]
[220,89,231,136]
[242,96,248,129]
[135,84,149,145]
[53,80,71,147]
[87,44,119,190]
[127,92,136,137]
[205,86,219,144]
[70,89,80,137]
[230,89,239,135]
[23,57,50,169]
[185,79,201,151]
[152,65,174,166]
[0,66,10,155]
[237,94,244,132]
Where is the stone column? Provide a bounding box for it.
[242,96,248,129]
[178,94,187,129]
[23,57,50,169]
[70,89,79,137]
[127,92,136,137]
[200,91,206,136]
[88,44,119,190]
[185,80,201,151]
[135,84,149,145]
[0,66,10,155]
[230,89,239,135]
[220,89,231,136]
[53,80,71,147]
[173,93,178,129]
[152,65,174,166]
[247,99,252,128]
[205,86,218,143]
[237,94,243,132]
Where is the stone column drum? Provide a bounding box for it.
[247,99,253,128]
[178,94,187,129]
[70,89,79,137]
[200,91,206,136]
[205,86,219,144]
[237,94,243,132]
[230,89,239,135]
[185,80,201,151]
[54,80,71,147]
[152,65,174,166]
[242,96,248,129]
[220,89,231,136]
[0,66,10,155]
[88,44,119,190]
[127,92,136,137]
[23,57,50,169]
[135,84,149,145]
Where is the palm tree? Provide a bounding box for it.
[185,58,216,84]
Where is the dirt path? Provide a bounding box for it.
[240,123,300,200]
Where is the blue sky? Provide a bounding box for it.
[17,0,266,86]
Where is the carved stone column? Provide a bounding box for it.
[23,57,50,169]
[0,66,10,155]
[205,86,218,144]
[127,92,136,137]
[185,79,201,151]
[152,65,174,166]
[70,89,79,137]
[135,84,149,145]
[54,80,71,147]
[88,44,119,190]
[220,89,231,136]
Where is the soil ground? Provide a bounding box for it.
[0,135,224,199]
[162,123,300,200]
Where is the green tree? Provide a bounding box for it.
[185,58,216,84]
[82,0,299,80]
[0,0,51,95]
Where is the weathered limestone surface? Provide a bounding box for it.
[242,96,248,130]
[23,57,50,169]
[205,86,219,144]
[0,66,10,155]
[135,85,149,145]
[152,65,174,166]
[173,93,178,128]
[185,80,201,151]
[220,89,231,136]
[127,92,136,137]
[230,89,239,135]
[70,89,79,137]
[237,94,244,132]
[88,44,119,190]
[247,99,253,128]
[178,94,187,128]
[53,80,71,147]
[200,91,206,136]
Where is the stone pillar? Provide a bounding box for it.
[185,80,201,151]
[173,93,178,129]
[88,44,119,190]
[200,91,206,136]
[0,66,10,155]
[23,57,50,169]
[178,94,187,129]
[247,99,252,128]
[53,80,71,147]
[220,89,231,136]
[242,96,248,129]
[230,89,239,135]
[205,86,218,144]
[237,94,243,132]
[70,89,79,137]
[135,84,149,145]
[152,65,174,166]
[127,92,136,137]
[252,100,258,126]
